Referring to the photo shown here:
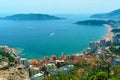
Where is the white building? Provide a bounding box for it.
[86,47,91,53]
[64,65,74,72]
[59,65,74,74]
[112,33,120,43]
[20,58,29,67]
[112,58,120,66]
[47,63,56,73]
[46,63,74,76]
[29,66,41,77]
[31,73,44,80]
[89,42,99,52]
[100,39,106,47]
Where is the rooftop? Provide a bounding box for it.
[33,73,43,77]
[112,29,120,33]
[115,58,120,62]
[20,58,27,60]
[115,33,120,38]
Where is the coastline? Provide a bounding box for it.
[63,24,114,56]
[102,24,114,41]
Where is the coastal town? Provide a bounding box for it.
[0,23,120,80]
[1,0,120,80]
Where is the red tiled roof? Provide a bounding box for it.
[32,66,43,68]
[49,58,55,63]
[31,59,39,64]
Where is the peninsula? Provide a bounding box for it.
[75,20,117,25]
[0,14,63,20]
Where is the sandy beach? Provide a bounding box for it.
[102,24,114,41]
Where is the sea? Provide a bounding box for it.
[0,14,106,59]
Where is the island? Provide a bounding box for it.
[75,20,117,25]
[90,8,120,19]
[0,14,63,20]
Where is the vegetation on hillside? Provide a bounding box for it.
[0,51,15,62]
[109,44,120,54]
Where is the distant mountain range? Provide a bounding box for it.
[90,9,120,19]
[0,14,63,20]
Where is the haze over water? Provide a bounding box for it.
[0,14,106,59]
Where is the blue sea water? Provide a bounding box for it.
[0,14,106,59]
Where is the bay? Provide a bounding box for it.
[0,14,106,59]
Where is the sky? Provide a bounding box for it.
[0,0,120,14]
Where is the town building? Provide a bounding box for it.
[29,66,40,77]
[112,58,120,66]
[20,58,29,67]
[88,42,99,53]
[100,39,106,48]
[31,73,44,80]
[15,57,21,64]
[112,33,120,43]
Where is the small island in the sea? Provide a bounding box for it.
[0,13,63,20]
[75,20,117,25]
[90,8,120,19]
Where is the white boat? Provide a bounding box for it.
[49,32,55,37]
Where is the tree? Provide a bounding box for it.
[0,51,15,62]
[94,72,108,80]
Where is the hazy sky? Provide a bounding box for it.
[0,0,120,14]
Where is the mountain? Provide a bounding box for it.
[0,14,63,20]
[90,9,120,19]
[75,20,117,25]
